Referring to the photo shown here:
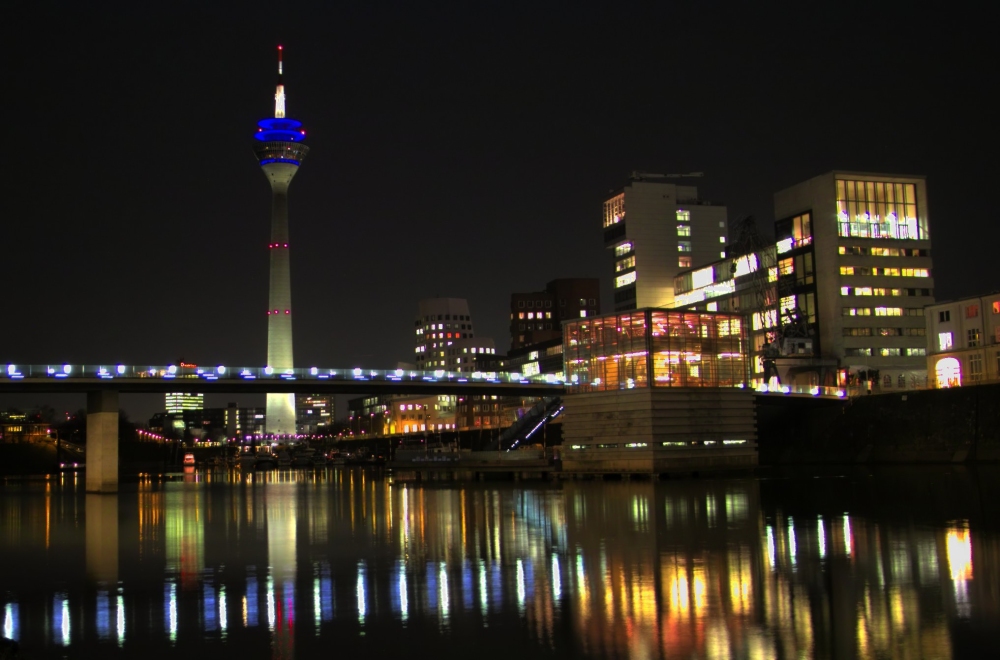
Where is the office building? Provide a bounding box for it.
[926,293,1000,387]
[255,45,310,436]
[603,173,728,312]
[296,394,336,435]
[165,392,204,414]
[414,297,497,372]
[510,278,599,351]
[672,171,934,389]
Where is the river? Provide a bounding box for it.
[1,466,998,658]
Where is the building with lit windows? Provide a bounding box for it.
[165,392,204,414]
[926,293,1000,388]
[295,394,335,435]
[671,172,934,390]
[560,308,756,473]
[347,394,458,436]
[510,279,600,351]
[603,173,728,312]
[413,297,497,372]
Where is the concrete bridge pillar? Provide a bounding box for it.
[86,390,119,493]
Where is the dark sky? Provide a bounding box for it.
[2,1,997,421]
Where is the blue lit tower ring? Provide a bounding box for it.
[255,45,307,437]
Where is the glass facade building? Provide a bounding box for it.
[564,309,747,393]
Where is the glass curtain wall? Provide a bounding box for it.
[564,309,747,392]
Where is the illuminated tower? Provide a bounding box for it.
[254,45,309,436]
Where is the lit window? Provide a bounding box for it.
[615,272,636,288]
[966,305,979,318]
[719,236,726,243]
[993,301,1000,314]
[615,242,633,257]
[527,312,534,319]
[518,312,524,319]
[545,312,551,319]
[677,224,691,237]
[720,251,726,259]
[840,266,854,275]
[678,241,692,253]
[579,310,588,318]
[968,328,980,347]
[679,256,692,268]
[676,210,690,223]
[706,302,718,311]
[939,332,953,351]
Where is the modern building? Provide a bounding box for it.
[926,293,1000,388]
[296,394,336,435]
[509,278,600,351]
[347,394,458,436]
[603,173,728,312]
[165,392,204,414]
[254,45,310,436]
[413,297,497,372]
[560,308,756,473]
[672,172,934,390]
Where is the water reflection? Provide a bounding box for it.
[0,467,998,658]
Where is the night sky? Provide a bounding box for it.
[2,1,997,421]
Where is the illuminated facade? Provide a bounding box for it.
[926,293,1000,388]
[509,279,600,350]
[164,392,203,414]
[255,46,309,436]
[413,298,496,372]
[295,394,335,435]
[603,174,728,311]
[564,309,747,392]
[672,172,934,389]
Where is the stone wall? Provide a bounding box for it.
[757,383,1000,464]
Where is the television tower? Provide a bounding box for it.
[254,45,309,436]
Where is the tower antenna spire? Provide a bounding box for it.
[275,45,286,118]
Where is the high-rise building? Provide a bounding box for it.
[671,171,934,389]
[509,278,600,351]
[413,298,497,372]
[296,394,336,435]
[165,392,204,414]
[254,45,309,436]
[603,173,728,312]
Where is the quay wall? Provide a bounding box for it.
[756,383,1000,464]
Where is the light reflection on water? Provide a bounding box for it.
[0,467,998,658]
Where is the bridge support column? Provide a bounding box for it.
[86,390,119,493]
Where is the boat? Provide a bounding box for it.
[255,445,277,469]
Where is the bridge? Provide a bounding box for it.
[0,363,566,494]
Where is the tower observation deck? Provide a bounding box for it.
[254,45,309,436]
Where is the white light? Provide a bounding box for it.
[217,365,226,375]
[6,365,14,375]
[310,367,318,375]
[63,364,72,374]
[264,366,274,375]
[116,365,126,375]
[353,367,362,377]
[395,368,404,377]
[167,365,177,374]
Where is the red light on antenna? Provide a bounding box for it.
[278,45,283,50]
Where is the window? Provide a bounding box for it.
[843,307,872,316]
[879,348,902,357]
[679,256,692,268]
[994,301,1000,314]
[906,348,926,356]
[518,301,524,308]
[615,272,636,288]
[677,224,691,237]
[875,307,902,316]
[545,312,551,319]
[968,328,980,347]
[589,298,596,305]
[966,305,979,318]
[614,242,633,257]
[939,332,953,351]
[603,193,625,228]
[846,348,873,357]
[898,374,906,388]
[843,327,873,336]
[545,301,552,308]
[938,310,950,322]
[579,310,588,318]
[836,179,925,240]
[719,236,726,243]
[615,255,636,272]
[676,210,690,223]
[678,241,692,252]
[840,266,854,275]
[883,375,892,388]
[969,353,984,382]
[779,258,794,276]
